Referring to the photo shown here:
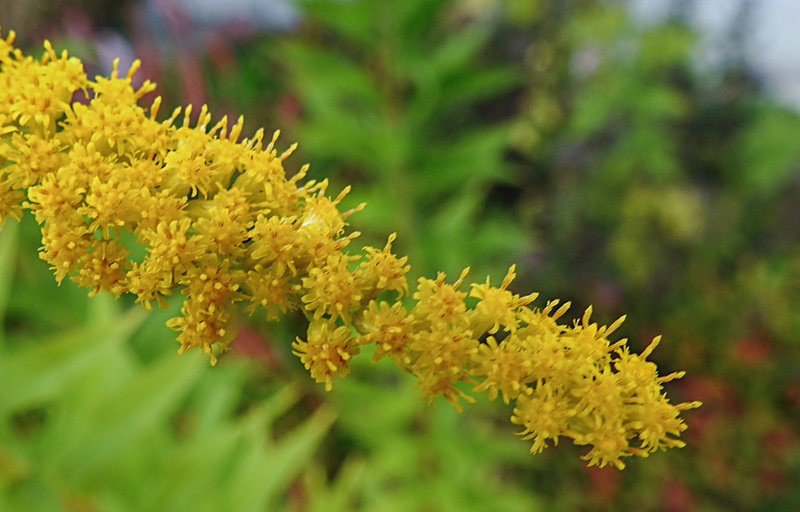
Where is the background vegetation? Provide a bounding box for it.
[2,0,800,510]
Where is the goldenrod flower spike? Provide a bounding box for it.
[0,32,700,467]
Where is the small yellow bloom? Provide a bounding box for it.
[301,252,363,322]
[248,214,304,276]
[243,266,300,319]
[411,268,470,331]
[356,233,410,300]
[353,300,413,363]
[408,326,479,412]
[470,335,535,403]
[467,265,536,335]
[293,319,360,391]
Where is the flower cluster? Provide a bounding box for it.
[0,31,699,469]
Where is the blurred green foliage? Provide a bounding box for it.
[273,0,527,281]
[4,0,800,510]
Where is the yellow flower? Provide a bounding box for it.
[0,38,86,138]
[411,268,471,331]
[470,334,535,404]
[190,187,254,258]
[467,265,536,335]
[511,381,574,454]
[0,32,701,468]
[293,319,360,391]
[242,266,301,320]
[167,257,245,364]
[248,214,304,276]
[37,221,91,283]
[73,239,130,297]
[408,326,479,412]
[65,61,159,158]
[353,300,414,363]
[356,233,410,300]
[0,132,68,190]
[301,252,363,322]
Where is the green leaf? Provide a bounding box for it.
[735,102,800,195]
[409,26,492,81]
[280,42,382,118]
[299,0,379,49]
[42,348,206,484]
[227,405,336,510]
[0,219,19,346]
[304,458,366,512]
[0,308,146,416]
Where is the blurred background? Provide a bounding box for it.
[2,0,800,510]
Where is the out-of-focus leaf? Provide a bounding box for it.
[637,24,696,71]
[415,125,511,200]
[254,405,336,506]
[43,349,205,484]
[633,85,687,120]
[7,217,90,337]
[298,0,378,49]
[566,5,628,46]
[407,26,492,81]
[440,66,521,112]
[0,219,19,344]
[409,66,520,129]
[734,103,800,195]
[304,457,366,512]
[568,76,624,137]
[0,307,146,416]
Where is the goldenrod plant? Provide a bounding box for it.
[0,30,699,470]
